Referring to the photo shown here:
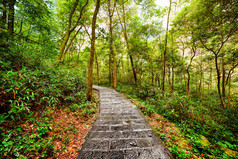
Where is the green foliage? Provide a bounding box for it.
[0,62,94,158]
[116,84,238,158]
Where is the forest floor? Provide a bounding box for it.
[126,95,201,158]
[118,91,238,159]
[52,90,99,158]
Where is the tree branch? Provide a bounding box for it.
[226,63,238,85]
[70,0,89,33]
[199,37,216,54]
[0,26,43,45]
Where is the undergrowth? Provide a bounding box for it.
[115,83,238,158]
[0,60,97,158]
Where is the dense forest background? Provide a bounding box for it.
[0,0,238,158]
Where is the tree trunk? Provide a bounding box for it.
[95,51,100,85]
[1,0,7,24]
[109,52,112,84]
[58,0,88,62]
[86,0,100,101]
[8,0,16,41]
[76,34,85,64]
[214,53,226,108]
[113,51,117,88]
[227,71,232,106]
[222,58,226,97]
[172,66,174,92]
[162,0,172,92]
[116,0,137,85]
[108,0,117,89]
[187,70,190,96]
[150,53,155,91]
[171,32,174,92]
[62,26,82,62]
[58,30,70,61]
[209,67,212,93]
[226,63,238,85]
[148,40,155,91]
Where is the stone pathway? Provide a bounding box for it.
[77,86,171,159]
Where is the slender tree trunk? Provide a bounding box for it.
[8,0,16,41]
[1,0,7,24]
[1,0,7,48]
[113,51,117,88]
[184,73,188,93]
[58,31,70,61]
[209,67,212,93]
[162,0,172,92]
[181,45,188,94]
[150,53,155,91]
[58,0,88,62]
[86,0,100,101]
[186,47,196,97]
[116,1,137,85]
[171,32,174,92]
[148,40,155,90]
[226,63,238,85]
[221,33,226,97]
[227,71,232,106]
[62,26,82,62]
[187,70,190,96]
[108,0,117,88]
[95,51,100,85]
[76,35,85,64]
[109,52,112,84]
[172,67,174,92]
[168,67,172,89]
[222,58,226,97]
[214,53,226,108]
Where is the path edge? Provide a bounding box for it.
[118,89,173,158]
[77,86,101,158]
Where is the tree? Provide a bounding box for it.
[116,0,138,86]
[162,0,172,92]
[86,0,101,101]
[174,0,238,107]
[57,0,89,63]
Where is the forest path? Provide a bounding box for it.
[77,86,171,159]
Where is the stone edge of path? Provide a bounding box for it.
[76,87,102,153]
[77,86,172,159]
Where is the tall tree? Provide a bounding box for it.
[8,0,16,41]
[116,0,138,86]
[86,0,101,101]
[107,0,117,88]
[162,0,172,91]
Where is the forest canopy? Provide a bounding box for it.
[0,0,238,158]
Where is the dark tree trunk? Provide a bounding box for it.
[8,0,16,41]
[214,54,225,108]
[222,57,226,97]
[1,0,7,24]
